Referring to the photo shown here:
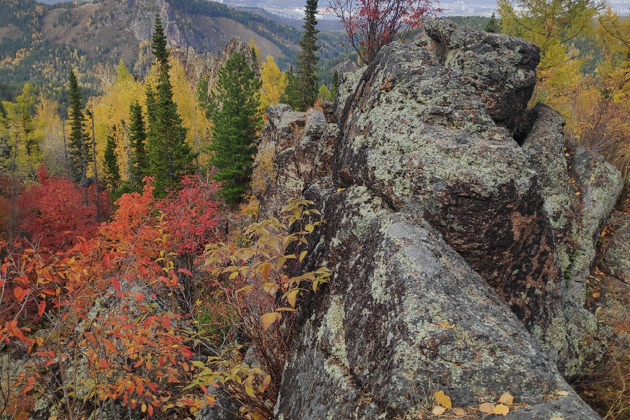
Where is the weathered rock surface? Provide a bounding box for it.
[252,18,623,420]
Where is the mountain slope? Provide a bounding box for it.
[0,0,343,102]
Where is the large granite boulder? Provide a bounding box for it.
[252,18,623,419]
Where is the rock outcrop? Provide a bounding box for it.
[253,18,624,419]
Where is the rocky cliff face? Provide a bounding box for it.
[253,18,624,419]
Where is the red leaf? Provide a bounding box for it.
[99,358,109,369]
[103,253,111,269]
[134,292,145,302]
[38,300,46,317]
[85,331,96,345]
[111,278,121,291]
[178,268,193,277]
[139,265,147,278]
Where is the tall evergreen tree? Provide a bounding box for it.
[128,101,147,189]
[146,14,196,196]
[280,68,302,110]
[209,51,262,204]
[68,70,91,183]
[295,0,320,111]
[103,126,121,190]
[151,13,169,72]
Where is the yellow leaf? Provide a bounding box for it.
[556,391,569,396]
[261,375,271,391]
[245,385,255,398]
[141,403,147,413]
[299,250,308,263]
[305,224,314,233]
[261,312,281,330]
[434,390,452,409]
[592,292,600,298]
[431,406,446,415]
[286,289,299,308]
[493,404,510,415]
[498,392,514,405]
[479,402,494,414]
[337,188,345,193]
[550,417,565,420]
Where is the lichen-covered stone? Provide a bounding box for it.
[275,192,592,418]
[422,18,540,132]
[252,18,618,420]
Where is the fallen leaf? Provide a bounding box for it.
[493,404,510,415]
[550,417,565,420]
[498,392,514,405]
[434,390,452,409]
[453,408,466,416]
[592,292,600,298]
[556,391,569,396]
[431,406,446,415]
[479,402,494,414]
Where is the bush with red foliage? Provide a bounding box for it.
[18,166,110,251]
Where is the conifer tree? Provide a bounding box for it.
[128,101,147,189]
[280,68,302,110]
[146,14,196,196]
[151,14,169,72]
[331,70,339,102]
[485,13,499,33]
[209,51,262,204]
[68,69,91,183]
[103,126,121,190]
[295,0,320,111]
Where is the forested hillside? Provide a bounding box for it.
[0,0,345,104]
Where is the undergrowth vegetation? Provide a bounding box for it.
[0,171,328,418]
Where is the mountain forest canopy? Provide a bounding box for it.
[0,0,629,418]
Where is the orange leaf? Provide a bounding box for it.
[38,300,46,317]
[148,405,154,417]
[13,287,24,302]
[84,332,96,345]
[134,292,145,302]
[103,253,110,269]
[182,399,195,406]
[136,381,145,396]
[139,265,147,278]
[99,358,109,369]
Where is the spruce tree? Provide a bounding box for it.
[145,14,196,196]
[209,51,262,205]
[128,101,147,189]
[331,70,339,102]
[295,0,320,111]
[151,14,169,72]
[485,13,499,33]
[103,126,121,190]
[68,70,91,184]
[280,68,302,110]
